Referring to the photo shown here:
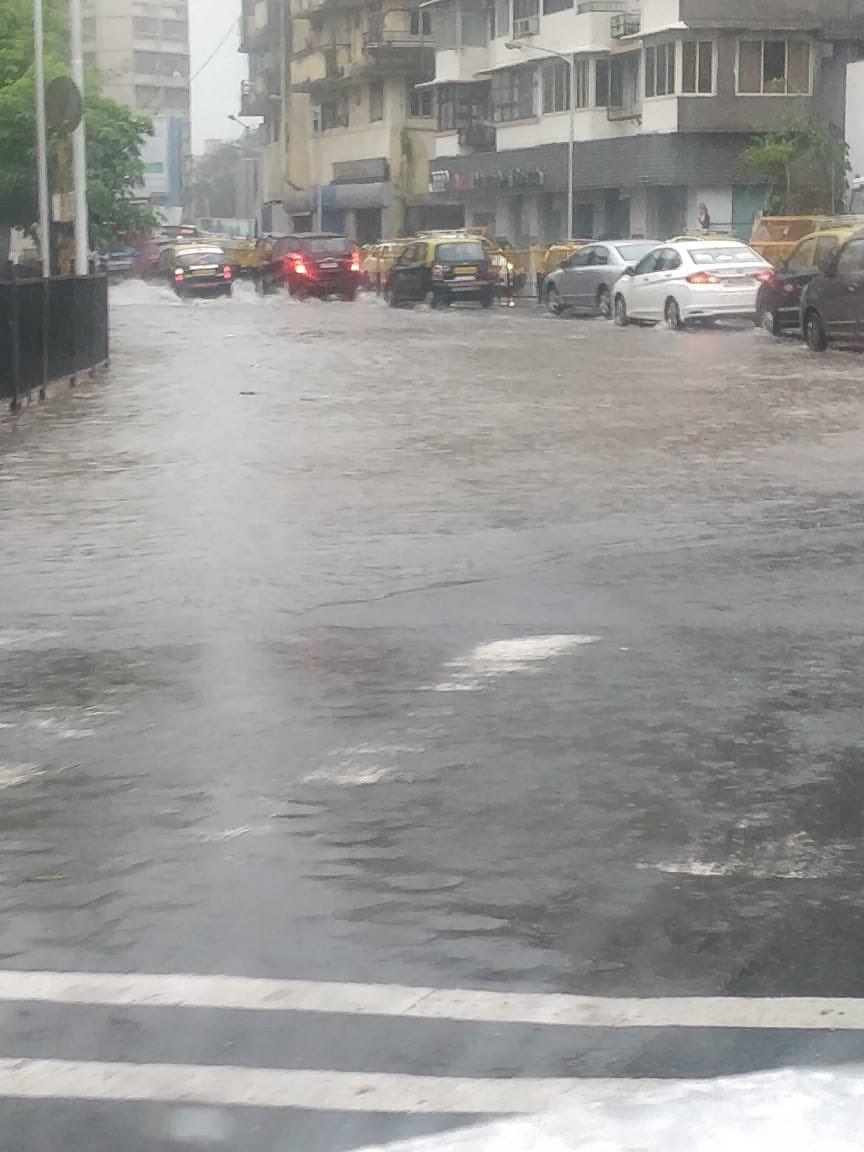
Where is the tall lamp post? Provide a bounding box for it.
[505,40,574,239]
[33,0,51,277]
[69,0,90,275]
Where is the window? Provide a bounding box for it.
[164,88,189,108]
[409,86,434,117]
[513,0,539,19]
[369,80,384,121]
[566,249,591,268]
[543,0,572,14]
[491,68,536,122]
[655,248,682,271]
[587,246,610,266]
[645,43,675,97]
[145,162,165,174]
[491,0,509,39]
[575,59,589,108]
[134,16,159,37]
[134,51,189,77]
[438,83,488,130]
[162,19,188,40]
[615,241,659,264]
[542,59,571,114]
[595,58,609,107]
[815,235,840,269]
[435,241,486,262]
[687,244,760,264]
[409,8,432,34]
[633,250,662,276]
[321,99,349,130]
[737,39,811,94]
[682,41,713,94]
[837,239,864,276]
[787,238,816,275]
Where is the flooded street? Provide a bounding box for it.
[3,282,864,1149]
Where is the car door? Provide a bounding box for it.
[648,247,684,314]
[626,249,668,317]
[824,238,864,342]
[557,248,593,304]
[576,245,610,309]
[627,249,666,319]
[395,243,425,300]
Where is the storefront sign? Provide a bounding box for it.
[429,166,546,195]
[332,157,389,184]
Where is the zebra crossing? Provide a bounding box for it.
[0,968,863,1127]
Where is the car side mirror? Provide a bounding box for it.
[558,260,568,269]
[622,266,635,276]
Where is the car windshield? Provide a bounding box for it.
[435,242,485,263]
[176,249,224,268]
[687,245,761,265]
[305,237,351,255]
[615,242,659,262]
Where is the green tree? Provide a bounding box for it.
[741,118,851,215]
[0,0,156,249]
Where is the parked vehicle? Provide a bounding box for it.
[544,240,659,318]
[754,227,856,335]
[99,246,138,279]
[386,236,497,308]
[801,230,864,352]
[749,214,864,266]
[362,240,410,292]
[156,244,233,297]
[537,240,593,299]
[613,241,772,329]
[259,233,361,299]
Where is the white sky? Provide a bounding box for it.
[189,0,248,153]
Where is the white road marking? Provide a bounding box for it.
[0,1058,662,1113]
[1,970,864,1030]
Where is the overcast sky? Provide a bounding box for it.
[189,0,248,153]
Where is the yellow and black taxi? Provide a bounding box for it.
[156,244,234,298]
[755,226,858,336]
[386,235,497,309]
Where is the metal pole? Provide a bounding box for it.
[69,0,90,275]
[567,53,575,239]
[33,0,51,279]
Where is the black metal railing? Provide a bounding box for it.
[0,274,109,405]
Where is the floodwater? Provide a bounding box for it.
[2,281,864,1149]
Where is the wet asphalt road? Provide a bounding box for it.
[3,281,864,1149]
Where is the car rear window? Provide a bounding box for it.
[687,244,761,265]
[176,249,225,268]
[305,237,351,255]
[615,242,659,262]
[435,242,485,263]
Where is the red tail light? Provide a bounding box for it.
[687,271,720,285]
[351,251,360,272]
[432,263,444,281]
[294,257,309,277]
[755,270,774,283]
[223,266,232,280]
[174,269,184,281]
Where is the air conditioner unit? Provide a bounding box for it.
[513,15,539,37]
[610,12,640,37]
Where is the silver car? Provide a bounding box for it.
[544,240,659,319]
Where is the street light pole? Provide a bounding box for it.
[505,41,575,239]
[69,0,90,275]
[33,0,51,278]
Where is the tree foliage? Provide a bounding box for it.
[0,0,156,245]
[741,119,851,215]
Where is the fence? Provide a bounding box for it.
[0,274,109,406]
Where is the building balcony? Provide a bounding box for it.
[240,80,268,117]
[457,122,495,152]
[364,10,433,51]
[290,46,352,93]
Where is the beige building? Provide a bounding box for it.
[82,0,191,206]
[241,0,436,242]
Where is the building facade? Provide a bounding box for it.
[241,0,437,240]
[82,0,191,209]
[420,0,864,243]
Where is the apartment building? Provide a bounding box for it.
[420,0,864,243]
[241,0,436,241]
[82,0,191,208]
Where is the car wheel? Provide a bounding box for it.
[761,307,782,336]
[665,297,684,330]
[545,287,563,316]
[613,295,628,327]
[341,287,358,302]
[429,291,450,309]
[480,292,494,309]
[387,288,400,308]
[596,285,612,319]
[804,308,828,352]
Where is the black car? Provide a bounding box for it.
[259,233,361,299]
[166,246,233,297]
[801,231,864,352]
[755,230,848,336]
[386,237,496,309]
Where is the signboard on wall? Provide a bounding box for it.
[429,167,546,194]
[332,157,389,184]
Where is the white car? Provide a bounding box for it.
[613,240,773,329]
